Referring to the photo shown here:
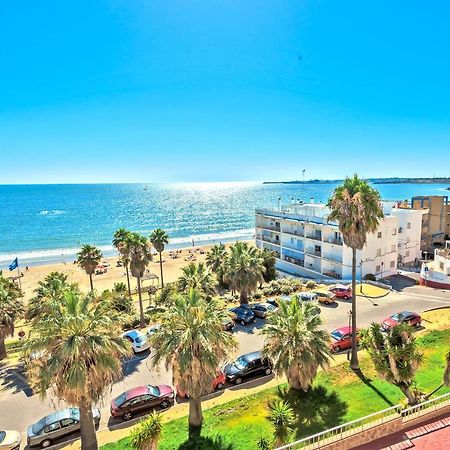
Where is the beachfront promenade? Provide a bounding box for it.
[2,278,450,448]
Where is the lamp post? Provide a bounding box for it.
[347,310,352,361]
[360,259,363,293]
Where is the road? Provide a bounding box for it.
[1,277,449,448]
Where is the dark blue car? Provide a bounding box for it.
[229,306,255,326]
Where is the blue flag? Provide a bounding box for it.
[9,258,18,271]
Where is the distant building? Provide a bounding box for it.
[255,200,423,280]
[420,241,450,289]
[409,195,450,252]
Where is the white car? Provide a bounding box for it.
[0,430,21,450]
[122,330,151,353]
[146,324,160,337]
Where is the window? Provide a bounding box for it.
[398,227,403,233]
[407,222,411,229]
[377,231,382,238]
[376,265,381,273]
[392,228,397,235]
[406,250,410,257]
[61,418,76,428]
[390,260,395,268]
[376,248,381,257]
[391,244,396,253]
[44,422,61,433]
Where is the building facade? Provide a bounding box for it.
[255,201,423,281]
[410,195,450,252]
[420,241,450,289]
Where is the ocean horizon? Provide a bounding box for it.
[1,181,449,268]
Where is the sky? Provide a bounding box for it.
[1,0,450,184]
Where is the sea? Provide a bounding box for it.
[1,182,449,268]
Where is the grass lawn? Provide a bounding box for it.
[102,328,450,450]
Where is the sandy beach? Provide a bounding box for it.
[9,242,248,302]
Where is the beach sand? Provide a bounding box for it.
[11,242,247,302]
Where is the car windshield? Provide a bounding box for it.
[266,304,276,311]
[134,336,142,343]
[390,313,402,321]
[114,393,128,407]
[234,356,249,370]
[331,330,343,341]
[148,385,160,397]
[32,418,48,434]
[0,432,5,443]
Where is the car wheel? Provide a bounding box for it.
[333,345,341,353]
[123,411,133,421]
[235,377,243,385]
[264,367,272,375]
[343,295,349,300]
[216,382,225,390]
[41,439,52,449]
[160,400,170,409]
[240,320,246,326]
[416,322,421,328]
[324,300,330,305]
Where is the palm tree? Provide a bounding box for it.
[360,322,423,405]
[77,244,103,291]
[327,175,383,370]
[113,228,132,296]
[100,283,135,315]
[177,262,216,297]
[130,412,163,450]
[27,272,78,322]
[260,248,277,283]
[223,242,265,304]
[261,298,331,391]
[127,232,153,328]
[0,275,24,360]
[206,244,227,285]
[149,289,237,432]
[150,228,169,288]
[25,290,131,449]
[267,400,295,447]
[444,351,450,387]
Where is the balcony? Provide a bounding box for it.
[305,249,322,257]
[261,235,281,246]
[283,255,304,267]
[256,224,280,233]
[282,228,305,238]
[322,253,343,264]
[305,232,322,242]
[323,237,343,246]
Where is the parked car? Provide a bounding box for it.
[229,306,255,326]
[266,295,291,308]
[222,319,235,331]
[122,329,151,353]
[146,324,160,338]
[328,284,352,300]
[224,351,273,385]
[27,408,100,448]
[313,291,337,305]
[249,302,277,318]
[176,371,226,398]
[330,326,359,353]
[110,384,175,421]
[382,311,422,331]
[0,430,20,450]
[299,292,318,302]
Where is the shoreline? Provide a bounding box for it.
[0,228,255,270]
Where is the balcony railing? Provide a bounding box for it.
[323,237,343,246]
[256,224,280,232]
[305,233,322,241]
[261,236,281,246]
[282,228,305,237]
[305,249,321,257]
[322,254,343,264]
[283,255,304,267]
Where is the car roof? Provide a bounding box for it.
[333,326,352,334]
[124,385,150,399]
[123,330,141,338]
[400,311,414,316]
[242,351,262,361]
[36,408,78,426]
[331,284,350,289]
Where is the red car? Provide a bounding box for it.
[330,326,359,353]
[382,311,422,331]
[110,384,174,421]
[176,371,226,398]
[328,284,352,300]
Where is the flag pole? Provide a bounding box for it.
[16,261,22,291]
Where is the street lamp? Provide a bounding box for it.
[360,260,363,293]
[347,310,352,361]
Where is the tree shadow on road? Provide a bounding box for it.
[0,362,33,396]
[277,385,348,440]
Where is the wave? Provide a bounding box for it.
[39,209,65,216]
[0,228,255,266]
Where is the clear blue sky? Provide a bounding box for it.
[1,1,450,184]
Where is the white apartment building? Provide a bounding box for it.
[255,200,423,281]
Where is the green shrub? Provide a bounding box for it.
[363,273,376,281]
[305,280,316,289]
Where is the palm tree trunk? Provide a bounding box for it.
[239,288,248,305]
[398,382,417,405]
[0,336,7,360]
[350,247,359,370]
[125,264,131,296]
[79,400,98,450]
[159,251,164,287]
[188,396,203,430]
[89,273,94,291]
[137,277,145,329]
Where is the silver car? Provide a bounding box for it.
[27,407,101,448]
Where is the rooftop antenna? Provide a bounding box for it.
[301,169,306,202]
